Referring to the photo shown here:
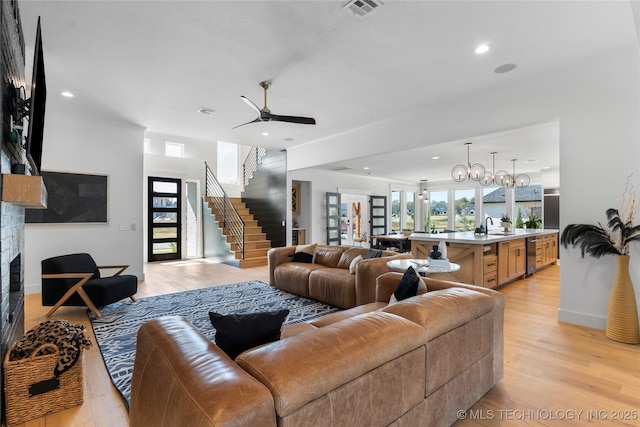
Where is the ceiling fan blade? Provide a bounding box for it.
[269,114,316,125]
[240,96,262,114]
[232,116,262,129]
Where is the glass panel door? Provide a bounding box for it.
[326,192,341,245]
[370,195,387,238]
[148,177,182,261]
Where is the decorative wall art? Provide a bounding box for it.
[26,171,108,223]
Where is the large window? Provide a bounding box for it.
[429,190,448,231]
[391,191,401,232]
[391,190,416,232]
[454,188,475,231]
[217,141,239,184]
[482,187,504,231]
[515,184,542,227]
[406,192,415,230]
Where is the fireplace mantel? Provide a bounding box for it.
[1,173,47,209]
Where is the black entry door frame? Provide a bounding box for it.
[148,176,182,262]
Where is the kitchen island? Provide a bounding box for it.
[409,229,559,288]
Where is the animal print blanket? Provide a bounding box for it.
[9,320,92,376]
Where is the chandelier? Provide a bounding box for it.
[480,152,512,187]
[451,142,485,182]
[504,159,530,188]
[418,180,429,203]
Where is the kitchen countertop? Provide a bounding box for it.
[409,228,559,244]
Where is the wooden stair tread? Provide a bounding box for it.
[205,196,271,268]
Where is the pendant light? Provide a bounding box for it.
[504,159,530,188]
[451,142,485,182]
[418,180,429,203]
[480,152,512,187]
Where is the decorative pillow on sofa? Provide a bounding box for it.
[349,255,363,274]
[292,243,317,263]
[389,267,427,304]
[208,310,290,359]
[364,249,383,259]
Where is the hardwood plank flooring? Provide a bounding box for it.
[14,262,640,427]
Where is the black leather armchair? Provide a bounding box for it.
[41,253,138,317]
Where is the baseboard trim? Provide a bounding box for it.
[557,308,606,330]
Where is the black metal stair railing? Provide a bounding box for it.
[205,162,244,258]
[243,146,267,187]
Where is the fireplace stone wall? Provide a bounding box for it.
[1,3,28,421]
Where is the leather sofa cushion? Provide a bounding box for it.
[381,288,494,340]
[236,311,428,417]
[130,317,276,427]
[314,246,346,268]
[309,269,356,309]
[273,263,327,297]
[336,248,369,269]
[309,302,386,328]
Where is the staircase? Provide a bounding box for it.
[205,196,270,267]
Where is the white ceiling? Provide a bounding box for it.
[17,1,640,183]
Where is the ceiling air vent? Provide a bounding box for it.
[197,107,215,115]
[344,0,383,17]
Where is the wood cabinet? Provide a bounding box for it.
[538,234,558,268]
[292,228,306,245]
[483,254,498,288]
[498,239,526,285]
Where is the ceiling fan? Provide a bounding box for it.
[233,81,316,129]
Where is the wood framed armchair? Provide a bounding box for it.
[41,253,138,318]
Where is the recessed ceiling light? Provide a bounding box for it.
[432,156,440,160]
[60,91,74,98]
[475,44,490,54]
[363,167,370,170]
[525,159,538,163]
[261,132,269,136]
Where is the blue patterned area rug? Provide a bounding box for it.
[88,280,340,407]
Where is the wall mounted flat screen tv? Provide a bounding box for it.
[25,17,46,175]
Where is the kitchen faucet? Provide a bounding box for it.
[485,216,494,233]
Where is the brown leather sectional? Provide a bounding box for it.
[268,244,412,308]
[130,273,504,427]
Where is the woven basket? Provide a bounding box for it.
[4,342,84,426]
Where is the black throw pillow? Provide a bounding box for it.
[364,249,383,259]
[292,243,316,263]
[208,310,290,359]
[394,266,420,301]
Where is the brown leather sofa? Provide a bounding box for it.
[130,275,504,427]
[268,244,411,308]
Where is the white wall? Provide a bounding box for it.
[289,168,410,245]
[143,132,252,261]
[24,111,145,293]
[289,48,640,331]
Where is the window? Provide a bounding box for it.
[165,141,184,158]
[406,192,415,230]
[217,141,239,185]
[515,184,542,227]
[391,191,401,232]
[429,190,448,231]
[482,187,505,230]
[143,138,151,153]
[454,188,475,231]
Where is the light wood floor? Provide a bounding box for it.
[15,262,640,427]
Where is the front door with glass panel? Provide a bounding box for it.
[148,177,182,261]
